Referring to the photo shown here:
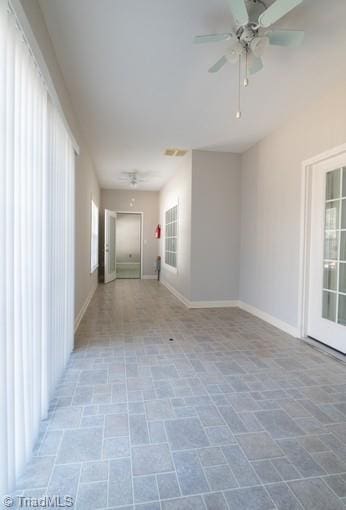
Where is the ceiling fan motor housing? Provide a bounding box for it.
[238,25,257,43]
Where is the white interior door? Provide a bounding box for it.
[308,155,346,354]
[104,209,117,283]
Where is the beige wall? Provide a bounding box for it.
[74,154,100,319]
[240,81,346,329]
[101,189,159,276]
[19,0,100,324]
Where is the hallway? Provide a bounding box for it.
[12,280,346,509]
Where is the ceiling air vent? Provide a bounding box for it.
[164,148,187,157]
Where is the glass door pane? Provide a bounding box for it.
[322,168,346,326]
[326,168,340,199]
[339,295,346,325]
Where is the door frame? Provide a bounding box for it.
[115,211,144,279]
[298,142,346,340]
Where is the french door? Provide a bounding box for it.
[104,209,117,283]
[307,154,346,354]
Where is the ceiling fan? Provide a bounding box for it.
[118,171,147,188]
[194,0,305,118]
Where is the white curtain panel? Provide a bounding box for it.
[0,0,75,494]
[46,103,75,400]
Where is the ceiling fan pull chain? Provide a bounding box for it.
[236,54,242,119]
[244,48,249,87]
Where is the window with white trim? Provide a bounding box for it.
[90,199,99,272]
[165,205,178,268]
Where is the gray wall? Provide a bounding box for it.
[159,150,241,303]
[239,81,346,328]
[19,0,100,323]
[101,189,159,276]
[159,153,192,300]
[191,151,241,302]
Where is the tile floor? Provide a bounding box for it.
[11,280,346,509]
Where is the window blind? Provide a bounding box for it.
[0,0,75,494]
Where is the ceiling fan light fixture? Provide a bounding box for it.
[226,42,244,63]
[250,36,269,57]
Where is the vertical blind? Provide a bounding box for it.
[0,0,75,494]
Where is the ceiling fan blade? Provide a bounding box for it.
[249,55,263,75]
[258,0,303,28]
[227,0,249,26]
[208,55,228,73]
[194,33,233,44]
[269,29,304,47]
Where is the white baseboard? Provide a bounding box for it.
[74,284,97,333]
[142,275,157,280]
[237,301,299,338]
[161,280,239,310]
[189,300,240,309]
[160,279,191,307]
[160,280,298,338]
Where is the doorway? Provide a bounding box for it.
[103,210,142,283]
[116,213,141,279]
[300,145,346,355]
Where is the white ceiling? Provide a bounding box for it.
[39,0,346,190]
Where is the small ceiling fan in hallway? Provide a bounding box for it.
[119,171,147,188]
[194,0,305,118]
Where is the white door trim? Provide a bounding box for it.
[298,142,346,340]
[115,211,144,279]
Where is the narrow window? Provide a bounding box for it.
[165,205,178,268]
